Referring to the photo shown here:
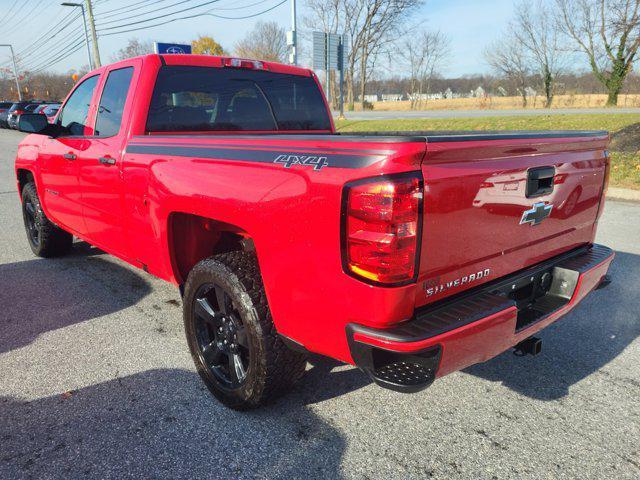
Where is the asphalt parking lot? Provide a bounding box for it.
[0,128,638,479]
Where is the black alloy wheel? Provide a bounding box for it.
[193,283,250,389]
[23,196,41,248]
[20,182,72,257]
[183,252,307,410]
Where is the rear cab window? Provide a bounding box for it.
[146,66,331,133]
[95,66,134,137]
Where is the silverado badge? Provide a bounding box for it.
[520,202,553,226]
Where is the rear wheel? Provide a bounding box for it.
[183,251,307,410]
[21,182,72,257]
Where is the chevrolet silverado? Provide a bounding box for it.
[14,54,614,409]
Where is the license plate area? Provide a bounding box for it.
[490,266,579,331]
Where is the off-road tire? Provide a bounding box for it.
[21,182,72,257]
[183,251,307,410]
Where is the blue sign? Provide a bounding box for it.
[154,42,192,54]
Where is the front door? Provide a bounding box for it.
[39,75,100,235]
[78,65,136,258]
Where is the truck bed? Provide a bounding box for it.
[131,129,609,312]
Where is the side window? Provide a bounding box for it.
[57,75,99,136]
[95,67,134,137]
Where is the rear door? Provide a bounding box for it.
[416,134,608,307]
[78,62,138,258]
[39,74,100,235]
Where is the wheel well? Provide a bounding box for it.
[17,169,34,196]
[168,213,254,284]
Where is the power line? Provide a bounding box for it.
[22,35,86,71]
[95,0,161,16]
[98,0,287,36]
[6,9,72,58]
[213,0,273,11]
[205,0,286,19]
[0,12,83,69]
[3,0,288,74]
[97,0,225,32]
[2,0,51,38]
[30,42,87,75]
[97,0,181,22]
[0,0,26,29]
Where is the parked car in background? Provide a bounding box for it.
[4,102,29,129]
[0,101,13,114]
[40,103,61,123]
[8,103,40,129]
[33,105,48,114]
[0,102,15,128]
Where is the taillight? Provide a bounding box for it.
[342,173,423,286]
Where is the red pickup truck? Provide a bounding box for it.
[15,54,614,410]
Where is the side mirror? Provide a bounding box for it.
[18,113,62,137]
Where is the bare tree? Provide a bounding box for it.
[110,38,154,62]
[512,1,565,107]
[485,35,532,107]
[305,0,422,110]
[234,21,288,62]
[396,29,450,109]
[556,0,640,105]
[355,0,423,109]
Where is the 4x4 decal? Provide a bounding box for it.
[126,143,384,169]
[274,154,329,171]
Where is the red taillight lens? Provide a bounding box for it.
[342,173,423,285]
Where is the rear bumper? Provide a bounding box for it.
[347,244,614,392]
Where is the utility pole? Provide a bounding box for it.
[61,2,93,69]
[289,0,297,65]
[338,35,345,119]
[0,44,22,100]
[325,33,331,106]
[85,0,101,67]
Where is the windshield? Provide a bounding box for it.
[146,66,331,132]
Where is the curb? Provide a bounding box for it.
[607,187,640,203]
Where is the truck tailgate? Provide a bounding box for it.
[416,132,609,308]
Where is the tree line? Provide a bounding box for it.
[1,0,638,108]
[486,0,640,107]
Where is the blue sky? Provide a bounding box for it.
[0,0,520,77]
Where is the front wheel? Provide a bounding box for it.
[21,182,72,257]
[183,251,307,410]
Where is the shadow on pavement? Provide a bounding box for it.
[0,369,346,479]
[0,245,152,355]
[464,251,640,400]
[296,355,371,405]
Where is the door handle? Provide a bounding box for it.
[63,153,76,160]
[526,166,555,198]
[99,156,116,166]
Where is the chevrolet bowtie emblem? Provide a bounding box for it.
[520,202,553,226]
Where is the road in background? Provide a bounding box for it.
[0,129,638,479]
[337,107,640,120]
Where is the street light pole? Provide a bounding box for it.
[0,44,22,101]
[61,2,93,69]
